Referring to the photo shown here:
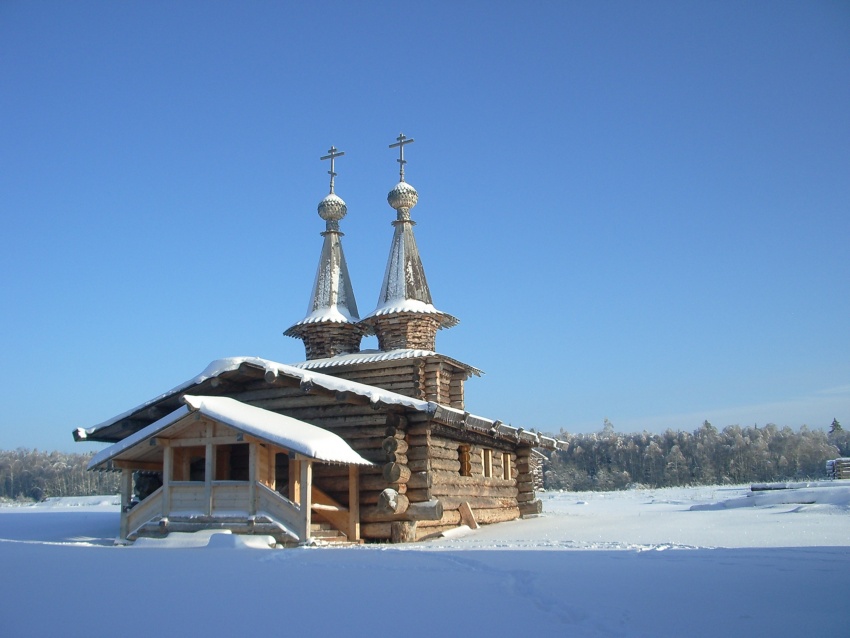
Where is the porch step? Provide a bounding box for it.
[130,516,298,545]
[310,521,348,542]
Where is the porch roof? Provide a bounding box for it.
[88,395,374,471]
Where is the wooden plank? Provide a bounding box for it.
[204,438,214,516]
[458,501,479,529]
[248,443,257,516]
[289,458,300,503]
[162,445,173,515]
[349,465,360,541]
[112,460,163,471]
[300,460,312,540]
[119,469,132,540]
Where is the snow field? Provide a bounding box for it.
[1,485,847,637]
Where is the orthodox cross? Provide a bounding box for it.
[320,146,345,193]
[389,133,414,182]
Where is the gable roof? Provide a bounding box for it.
[291,348,482,377]
[88,395,373,471]
[74,356,565,451]
[74,356,432,443]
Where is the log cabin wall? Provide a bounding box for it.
[302,355,467,410]
[207,376,528,542]
[298,323,364,360]
[323,359,425,401]
[515,446,542,516]
[120,367,537,543]
[413,428,520,541]
[370,312,443,352]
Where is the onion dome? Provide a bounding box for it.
[360,134,458,352]
[285,146,364,359]
[387,181,418,216]
[318,192,347,229]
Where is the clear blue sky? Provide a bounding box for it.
[2,1,848,452]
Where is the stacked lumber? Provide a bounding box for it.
[826,458,850,480]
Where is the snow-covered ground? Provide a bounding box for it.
[1,485,848,637]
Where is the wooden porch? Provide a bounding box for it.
[98,400,368,545]
[122,472,361,545]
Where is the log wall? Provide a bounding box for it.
[413,433,521,539]
[200,373,532,542]
[298,356,469,410]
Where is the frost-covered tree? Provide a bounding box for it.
[543,421,840,491]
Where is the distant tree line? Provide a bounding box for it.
[0,449,120,502]
[3,420,849,500]
[543,420,850,491]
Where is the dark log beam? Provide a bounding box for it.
[361,499,443,523]
[431,423,515,451]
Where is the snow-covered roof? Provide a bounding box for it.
[291,348,482,377]
[364,299,459,328]
[288,306,356,327]
[75,356,436,441]
[75,356,564,450]
[89,395,373,471]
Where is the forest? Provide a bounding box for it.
[1,421,847,501]
[0,448,119,502]
[543,419,849,491]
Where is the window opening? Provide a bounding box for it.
[482,449,493,478]
[502,453,512,480]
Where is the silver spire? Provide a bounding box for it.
[285,145,363,359]
[360,134,458,352]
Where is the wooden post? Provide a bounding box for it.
[248,442,257,516]
[162,443,173,516]
[290,457,301,505]
[300,458,312,542]
[348,465,360,541]
[119,468,132,540]
[204,428,214,516]
[391,521,416,543]
[267,448,277,492]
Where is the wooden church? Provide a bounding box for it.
[77,135,566,544]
